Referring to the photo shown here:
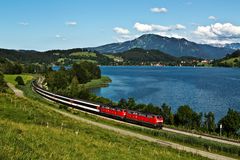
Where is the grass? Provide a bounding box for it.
[104,54,124,62]
[221,57,240,66]
[4,74,33,85]
[20,80,240,159]
[0,93,208,160]
[82,76,112,89]
[70,52,97,57]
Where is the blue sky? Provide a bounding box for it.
[0,0,240,51]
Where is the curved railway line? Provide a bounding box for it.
[32,81,240,147]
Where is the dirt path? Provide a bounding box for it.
[43,105,236,160]
[7,83,24,98]
[163,127,240,147]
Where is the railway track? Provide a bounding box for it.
[32,81,240,147]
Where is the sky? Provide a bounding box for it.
[0,0,240,51]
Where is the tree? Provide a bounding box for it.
[192,112,202,129]
[174,105,193,127]
[160,103,174,125]
[127,98,136,110]
[118,98,127,109]
[174,105,202,129]
[69,76,79,97]
[78,85,90,100]
[203,112,215,132]
[218,108,240,136]
[0,72,7,92]
[45,71,69,91]
[15,76,25,85]
[72,63,89,83]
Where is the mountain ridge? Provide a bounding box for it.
[90,34,234,59]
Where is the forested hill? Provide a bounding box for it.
[0,47,202,66]
[116,48,177,63]
[0,48,113,65]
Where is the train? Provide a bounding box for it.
[32,81,164,128]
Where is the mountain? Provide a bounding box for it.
[224,43,240,50]
[90,34,233,59]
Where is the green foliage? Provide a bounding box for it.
[83,76,111,89]
[45,70,69,91]
[203,112,215,132]
[0,48,114,65]
[0,72,8,92]
[212,50,240,67]
[15,76,25,85]
[1,62,23,74]
[72,61,101,83]
[219,108,240,136]
[23,63,48,74]
[174,105,202,129]
[4,74,33,86]
[45,62,101,100]
[160,103,174,125]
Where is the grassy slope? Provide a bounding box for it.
[221,57,240,66]
[70,52,97,57]
[20,81,240,159]
[4,74,33,85]
[0,93,207,160]
[82,76,112,89]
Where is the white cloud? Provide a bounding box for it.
[175,24,186,30]
[55,34,66,41]
[154,32,186,39]
[113,27,130,34]
[19,22,29,26]
[150,7,168,13]
[193,23,240,45]
[134,22,186,32]
[134,22,154,32]
[208,16,217,20]
[194,23,240,39]
[65,21,77,26]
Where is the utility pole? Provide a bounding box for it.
[220,124,222,136]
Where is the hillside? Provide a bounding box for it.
[117,48,177,62]
[0,48,113,65]
[213,50,240,67]
[90,34,233,59]
[0,47,202,66]
[0,93,209,160]
[111,48,201,66]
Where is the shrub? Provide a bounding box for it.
[15,76,25,85]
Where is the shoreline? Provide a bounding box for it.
[81,76,112,89]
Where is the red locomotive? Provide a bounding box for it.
[98,106,163,128]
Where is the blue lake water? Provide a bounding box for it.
[92,66,240,121]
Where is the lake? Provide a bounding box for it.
[92,66,240,121]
